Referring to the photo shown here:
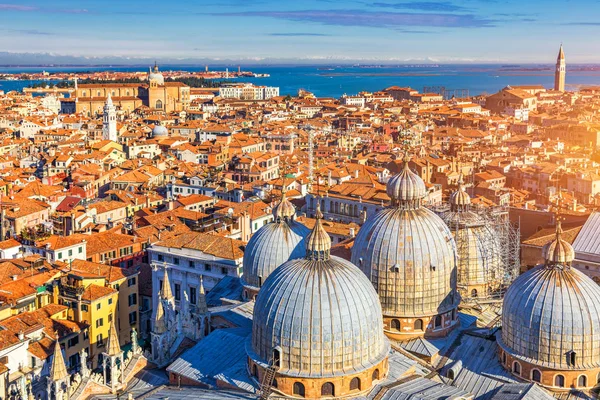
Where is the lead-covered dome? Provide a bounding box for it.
[352,160,458,319]
[250,205,388,380]
[500,222,600,371]
[242,194,309,290]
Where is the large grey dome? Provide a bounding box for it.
[241,219,309,289]
[500,266,600,369]
[250,205,388,378]
[250,254,388,378]
[352,207,458,317]
[500,224,600,370]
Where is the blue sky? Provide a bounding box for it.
[0,0,599,63]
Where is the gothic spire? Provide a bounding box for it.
[161,265,174,301]
[153,296,167,334]
[105,318,122,357]
[50,336,68,382]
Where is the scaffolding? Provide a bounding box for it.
[433,203,520,302]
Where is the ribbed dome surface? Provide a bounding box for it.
[351,207,458,317]
[500,265,600,369]
[449,188,471,209]
[250,256,389,377]
[242,220,309,288]
[386,163,427,208]
[272,195,296,221]
[542,232,575,265]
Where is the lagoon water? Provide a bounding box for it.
[2,64,600,98]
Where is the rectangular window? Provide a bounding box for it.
[79,247,83,254]
[221,267,228,275]
[190,287,197,304]
[68,249,73,256]
[205,264,211,272]
[157,254,164,262]
[82,305,88,312]
[96,334,103,347]
[128,293,137,306]
[108,314,113,322]
[68,336,79,348]
[96,303,101,310]
[175,284,181,301]
[58,252,62,259]
[128,277,136,287]
[189,260,195,268]
[96,318,103,328]
[129,312,137,324]
[173,257,180,265]
[108,298,113,305]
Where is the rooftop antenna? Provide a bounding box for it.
[307,126,315,190]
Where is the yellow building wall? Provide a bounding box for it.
[82,292,118,369]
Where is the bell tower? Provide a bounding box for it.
[554,44,566,92]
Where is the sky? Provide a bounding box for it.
[0,0,599,64]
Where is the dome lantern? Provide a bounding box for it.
[305,202,331,261]
[386,156,427,209]
[449,174,471,212]
[542,220,575,266]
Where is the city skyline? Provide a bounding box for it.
[1,0,600,64]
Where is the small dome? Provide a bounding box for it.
[149,63,164,85]
[242,219,309,289]
[152,123,168,137]
[305,203,331,260]
[542,221,574,264]
[449,176,471,210]
[386,161,427,208]
[250,205,388,378]
[272,191,296,221]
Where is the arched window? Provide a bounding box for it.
[447,369,455,380]
[568,351,576,366]
[293,382,305,397]
[532,369,541,383]
[434,315,442,329]
[414,319,423,331]
[156,99,163,109]
[273,348,281,368]
[471,289,478,298]
[578,375,587,388]
[512,361,521,376]
[350,377,360,391]
[372,369,380,381]
[391,319,400,331]
[555,374,565,388]
[321,382,334,396]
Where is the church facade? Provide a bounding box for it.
[70,64,190,116]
